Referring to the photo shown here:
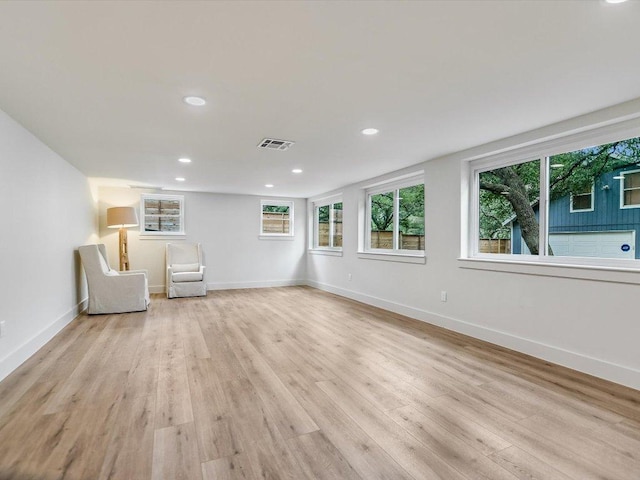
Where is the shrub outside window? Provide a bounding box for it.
[140,194,184,235]
[261,200,294,236]
[473,134,640,262]
[366,176,424,255]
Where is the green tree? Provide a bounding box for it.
[263,205,290,214]
[370,184,425,234]
[370,192,394,231]
[399,184,425,235]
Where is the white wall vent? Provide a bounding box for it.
[258,138,295,151]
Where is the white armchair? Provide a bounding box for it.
[79,244,150,314]
[166,243,207,299]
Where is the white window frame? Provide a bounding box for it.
[569,183,595,213]
[465,118,640,273]
[619,169,640,209]
[361,173,425,260]
[260,199,294,238]
[140,193,185,236]
[310,194,343,252]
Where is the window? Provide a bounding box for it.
[365,175,424,255]
[140,194,184,235]
[260,200,294,237]
[621,170,640,208]
[471,133,640,264]
[312,197,343,250]
[570,183,594,212]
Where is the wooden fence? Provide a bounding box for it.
[262,212,290,234]
[318,223,343,247]
[478,238,510,254]
[370,230,424,250]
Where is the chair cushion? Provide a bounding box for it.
[171,263,200,273]
[172,271,203,282]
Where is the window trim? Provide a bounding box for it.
[466,119,640,271]
[619,169,640,209]
[310,194,343,252]
[139,193,185,236]
[361,173,425,258]
[569,183,595,213]
[260,199,294,237]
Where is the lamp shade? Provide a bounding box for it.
[107,206,139,228]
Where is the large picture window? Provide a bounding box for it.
[140,194,184,235]
[313,197,343,250]
[472,134,640,263]
[365,175,424,255]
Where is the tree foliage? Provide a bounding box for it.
[370,184,424,234]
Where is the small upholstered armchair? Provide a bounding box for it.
[78,244,150,314]
[166,243,207,299]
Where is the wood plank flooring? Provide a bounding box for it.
[1,286,639,480]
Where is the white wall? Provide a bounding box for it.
[98,187,306,292]
[308,104,640,391]
[0,109,96,382]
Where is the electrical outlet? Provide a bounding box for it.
[348,273,352,281]
[0,321,5,337]
[440,291,447,302]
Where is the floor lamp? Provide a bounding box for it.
[106,206,139,271]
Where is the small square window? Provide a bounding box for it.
[570,183,594,212]
[622,171,640,208]
[260,200,294,237]
[140,194,185,235]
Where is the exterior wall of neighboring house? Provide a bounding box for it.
[511,168,640,258]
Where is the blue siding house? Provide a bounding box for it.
[511,168,640,258]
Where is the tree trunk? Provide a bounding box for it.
[480,166,539,255]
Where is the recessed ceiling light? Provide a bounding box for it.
[362,128,379,135]
[175,177,186,182]
[265,184,274,188]
[605,0,628,4]
[292,168,303,174]
[183,96,206,106]
[178,157,191,163]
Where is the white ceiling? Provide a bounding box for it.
[1,0,640,198]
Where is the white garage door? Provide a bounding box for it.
[522,231,636,259]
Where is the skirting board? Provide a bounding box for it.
[306,279,640,391]
[0,298,87,383]
[149,279,306,294]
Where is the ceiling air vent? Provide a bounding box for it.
[258,138,295,151]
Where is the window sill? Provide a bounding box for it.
[309,249,343,257]
[259,235,295,241]
[140,234,186,240]
[357,251,426,264]
[458,256,640,285]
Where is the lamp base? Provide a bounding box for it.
[119,227,130,271]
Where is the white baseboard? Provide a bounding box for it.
[306,280,640,391]
[149,280,306,295]
[0,298,87,383]
[207,279,306,290]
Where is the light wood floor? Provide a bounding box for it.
[1,286,639,480]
